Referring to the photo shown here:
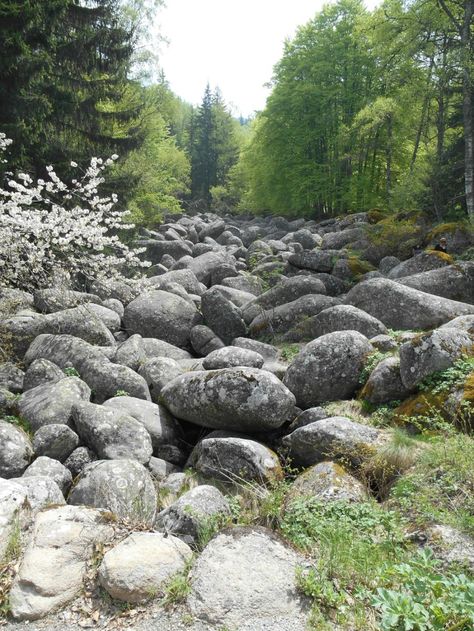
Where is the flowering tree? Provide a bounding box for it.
[0,133,149,291]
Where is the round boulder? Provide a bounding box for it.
[283,331,372,408]
[68,459,157,525]
[160,367,296,432]
[123,290,200,349]
[98,532,192,603]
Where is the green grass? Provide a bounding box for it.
[389,432,474,536]
[160,557,194,609]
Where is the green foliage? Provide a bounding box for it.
[287,499,406,629]
[64,367,80,378]
[160,557,194,609]
[372,548,474,631]
[390,433,474,535]
[418,357,474,395]
[189,84,240,207]
[281,498,404,552]
[359,351,392,385]
[2,414,32,437]
[114,390,130,397]
[278,344,301,363]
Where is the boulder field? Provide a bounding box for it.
[0,210,473,628]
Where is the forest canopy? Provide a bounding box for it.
[0,0,472,223]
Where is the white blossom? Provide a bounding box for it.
[0,134,149,291]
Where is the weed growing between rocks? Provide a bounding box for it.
[372,548,474,630]
[160,557,194,610]
[389,432,474,536]
[418,356,474,395]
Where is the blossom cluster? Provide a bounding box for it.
[0,133,150,291]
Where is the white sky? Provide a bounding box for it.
[153,0,380,118]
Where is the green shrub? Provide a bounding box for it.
[372,548,474,630]
[418,356,474,395]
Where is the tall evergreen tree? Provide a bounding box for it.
[190,84,239,207]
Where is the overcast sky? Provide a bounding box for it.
[153,0,380,117]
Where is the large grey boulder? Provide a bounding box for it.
[9,506,113,620]
[187,251,234,286]
[0,479,27,558]
[12,476,65,513]
[90,279,139,305]
[387,251,452,279]
[23,456,72,494]
[24,334,150,404]
[103,396,180,456]
[249,295,339,337]
[242,277,327,325]
[23,359,64,391]
[361,356,412,405]
[123,290,200,349]
[138,357,183,404]
[113,334,146,371]
[33,288,102,314]
[201,288,247,345]
[398,262,474,304]
[321,227,365,250]
[282,417,380,467]
[399,328,472,390]
[283,304,387,342]
[2,304,115,355]
[63,446,96,478]
[32,424,79,462]
[232,337,279,361]
[145,239,192,264]
[72,401,153,464]
[68,459,157,525]
[0,421,33,478]
[288,249,346,273]
[288,461,368,503]
[283,331,372,408]
[161,367,296,432]
[45,305,116,345]
[190,325,225,356]
[85,303,121,333]
[344,278,474,330]
[221,274,264,296]
[0,362,24,393]
[307,272,350,297]
[211,284,256,308]
[98,533,192,603]
[18,377,91,432]
[187,527,307,627]
[187,433,282,484]
[439,315,474,336]
[202,346,264,370]
[155,485,230,545]
[288,228,321,249]
[142,337,193,361]
[147,269,205,296]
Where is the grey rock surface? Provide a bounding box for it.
[9,506,113,620]
[202,346,264,370]
[283,331,372,408]
[161,367,295,432]
[187,526,308,627]
[72,401,153,464]
[155,485,230,545]
[344,278,474,330]
[123,290,200,349]
[98,532,192,603]
[187,433,282,484]
[282,416,380,467]
[18,377,91,431]
[399,327,472,390]
[0,421,33,479]
[68,459,157,525]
